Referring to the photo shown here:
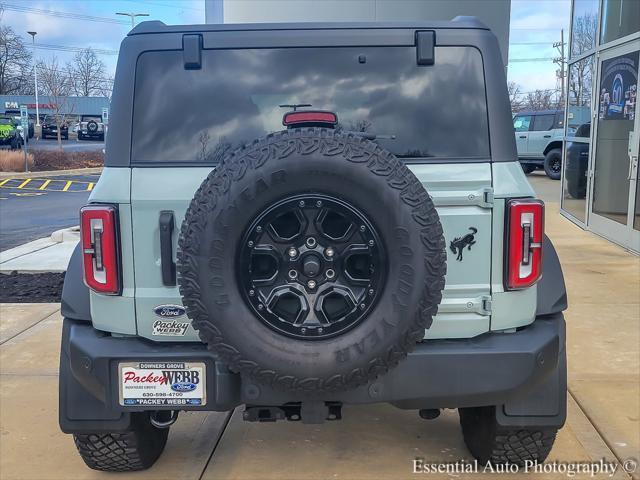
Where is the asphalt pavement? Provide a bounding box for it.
[0,174,97,250]
[25,137,104,152]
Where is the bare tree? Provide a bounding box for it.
[38,57,74,147]
[68,48,107,96]
[524,89,559,111]
[0,23,33,94]
[571,12,597,57]
[508,81,523,112]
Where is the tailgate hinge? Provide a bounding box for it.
[480,295,492,315]
[481,187,494,208]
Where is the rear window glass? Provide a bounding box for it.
[132,46,489,163]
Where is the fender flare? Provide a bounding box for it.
[536,235,567,316]
[61,244,91,322]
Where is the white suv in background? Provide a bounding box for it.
[78,115,105,141]
[513,109,564,179]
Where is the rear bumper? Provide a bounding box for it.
[60,314,565,432]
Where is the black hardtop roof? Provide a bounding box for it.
[128,17,488,36]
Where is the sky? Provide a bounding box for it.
[2,0,571,96]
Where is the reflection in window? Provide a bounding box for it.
[566,56,594,137]
[132,46,490,163]
[570,0,598,58]
[513,115,532,132]
[562,139,589,223]
[601,0,640,44]
[532,114,555,131]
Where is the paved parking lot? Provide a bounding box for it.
[0,174,96,249]
[0,174,638,479]
[27,138,105,152]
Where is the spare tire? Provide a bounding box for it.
[178,128,446,393]
[87,120,98,133]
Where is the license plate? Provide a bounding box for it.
[119,362,206,406]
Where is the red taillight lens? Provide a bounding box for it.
[282,110,338,127]
[80,205,120,294]
[505,199,544,290]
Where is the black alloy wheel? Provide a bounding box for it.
[238,194,386,340]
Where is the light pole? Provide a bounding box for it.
[116,12,149,29]
[27,31,39,126]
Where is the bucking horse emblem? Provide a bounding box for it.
[449,227,477,261]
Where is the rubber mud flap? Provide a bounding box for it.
[177,128,447,394]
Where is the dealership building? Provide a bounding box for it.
[561,0,639,253]
[1,95,109,124]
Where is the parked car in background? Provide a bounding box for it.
[41,115,69,140]
[78,115,105,141]
[0,116,23,149]
[513,109,564,179]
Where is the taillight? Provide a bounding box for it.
[505,199,544,290]
[80,205,120,294]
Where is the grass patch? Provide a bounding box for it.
[0,150,34,172]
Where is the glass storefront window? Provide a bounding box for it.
[563,139,590,223]
[591,50,639,226]
[566,56,594,136]
[600,0,640,44]
[571,0,598,58]
[562,55,594,222]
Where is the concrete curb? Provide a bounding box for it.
[0,226,79,273]
[0,167,102,179]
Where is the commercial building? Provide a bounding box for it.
[204,0,511,66]
[562,0,639,252]
[0,95,109,124]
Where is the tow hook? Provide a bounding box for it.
[150,410,179,428]
[419,408,441,420]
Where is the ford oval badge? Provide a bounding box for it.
[154,304,186,318]
[171,382,197,392]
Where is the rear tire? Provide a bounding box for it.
[73,412,169,472]
[459,406,557,466]
[543,149,562,180]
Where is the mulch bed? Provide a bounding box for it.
[0,271,65,303]
[31,150,104,171]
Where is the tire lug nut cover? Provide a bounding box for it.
[307,280,316,289]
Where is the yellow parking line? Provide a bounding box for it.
[62,180,72,192]
[87,182,94,191]
[39,179,51,190]
[17,179,31,189]
[0,178,10,187]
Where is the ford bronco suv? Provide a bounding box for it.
[59,19,568,472]
[77,115,105,141]
[513,110,564,180]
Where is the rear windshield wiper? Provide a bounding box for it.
[348,132,396,141]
